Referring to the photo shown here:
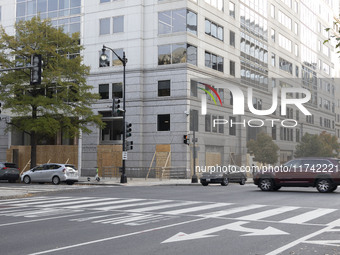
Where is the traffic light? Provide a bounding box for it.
[30,54,42,85]
[112,97,121,116]
[126,141,133,151]
[126,123,132,137]
[183,135,189,145]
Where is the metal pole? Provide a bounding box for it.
[192,114,198,183]
[120,51,127,183]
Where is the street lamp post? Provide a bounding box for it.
[100,45,128,183]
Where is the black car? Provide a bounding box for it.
[200,165,247,186]
[0,162,20,183]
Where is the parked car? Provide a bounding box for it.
[21,163,78,185]
[0,162,20,183]
[253,157,340,193]
[200,165,247,186]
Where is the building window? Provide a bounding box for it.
[205,19,223,41]
[100,18,110,35]
[158,44,197,65]
[252,98,262,110]
[229,2,235,18]
[113,16,124,33]
[158,114,170,131]
[218,116,224,133]
[205,51,223,72]
[229,117,236,136]
[279,57,293,74]
[212,115,217,133]
[229,60,235,76]
[100,111,123,142]
[271,28,275,41]
[295,66,299,77]
[158,80,170,97]
[272,125,276,140]
[270,4,275,18]
[205,114,211,132]
[230,91,233,105]
[0,6,2,21]
[190,109,199,131]
[99,84,109,99]
[158,9,197,35]
[296,129,300,142]
[112,83,122,99]
[112,48,123,66]
[230,30,235,47]
[205,0,223,11]
[271,53,276,67]
[218,88,224,104]
[100,0,110,2]
[190,80,197,97]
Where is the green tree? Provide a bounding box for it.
[247,132,279,165]
[0,16,102,167]
[295,132,339,157]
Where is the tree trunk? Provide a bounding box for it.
[31,131,37,168]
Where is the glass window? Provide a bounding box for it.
[48,0,58,11]
[158,45,171,65]
[230,60,235,76]
[158,80,170,97]
[187,44,197,65]
[37,0,47,13]
[99,84,109,99]
[218,115,224,133]
[158,114,170,131]
[100,0,110,2]
[17,2,26,17]
[172,9,186,33]
[112,83,122,98]
[230,31,235,47]
[205,115,211,132]
[159,11,172,34]
[205,19,211,35]
[229,2,235,18]
[271,53,275,66]
[270,4,275,18]
[187,10,197,35]
[212,115,217,133]
[190,80,197,97]
[112,48,123,66]
[100,18,110,35]
[229,117,236,135]
[70,0,81,8]
[59,0,70,9]
[172,43,186,64]
[113,16,124,33]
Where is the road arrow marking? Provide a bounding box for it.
[162,221,288,243]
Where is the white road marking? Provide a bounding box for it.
[36,197,119,207]
[27,218,206,255]
[236,206,300,221]
[206,204,267,218]
[14,197,92,206]
[126,201,199,212]
[64,198,148,209]
[97,200,171,211]
[162,221,288,243]
[162,203,232,215]
[280,208,337,224]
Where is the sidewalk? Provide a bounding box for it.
[77,177,201,186]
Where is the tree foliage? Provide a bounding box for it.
[247,132,279,165]
[0,17,103,166]
[295,132,339,158]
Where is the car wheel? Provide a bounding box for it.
[316,179,332,193]
[23,175,31,184]
[221,178,229,186]
[52,176,60,185]
[66,181,74,185]
[259,178,273,191]
[239,178,246,185]
[201,182,208,186]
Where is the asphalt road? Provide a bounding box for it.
[1,183,340,255]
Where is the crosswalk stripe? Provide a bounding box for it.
[37,198,120,208]
[126,201,200,213]
[98,200,172,211]
[0,196,67,205]
[16,197,93,206]
[236,206,300,221]
[206,204,267,218]
[162,203,232,215]
[64,198,147,209]
[0,208,37,215]
[280,208,337,224]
